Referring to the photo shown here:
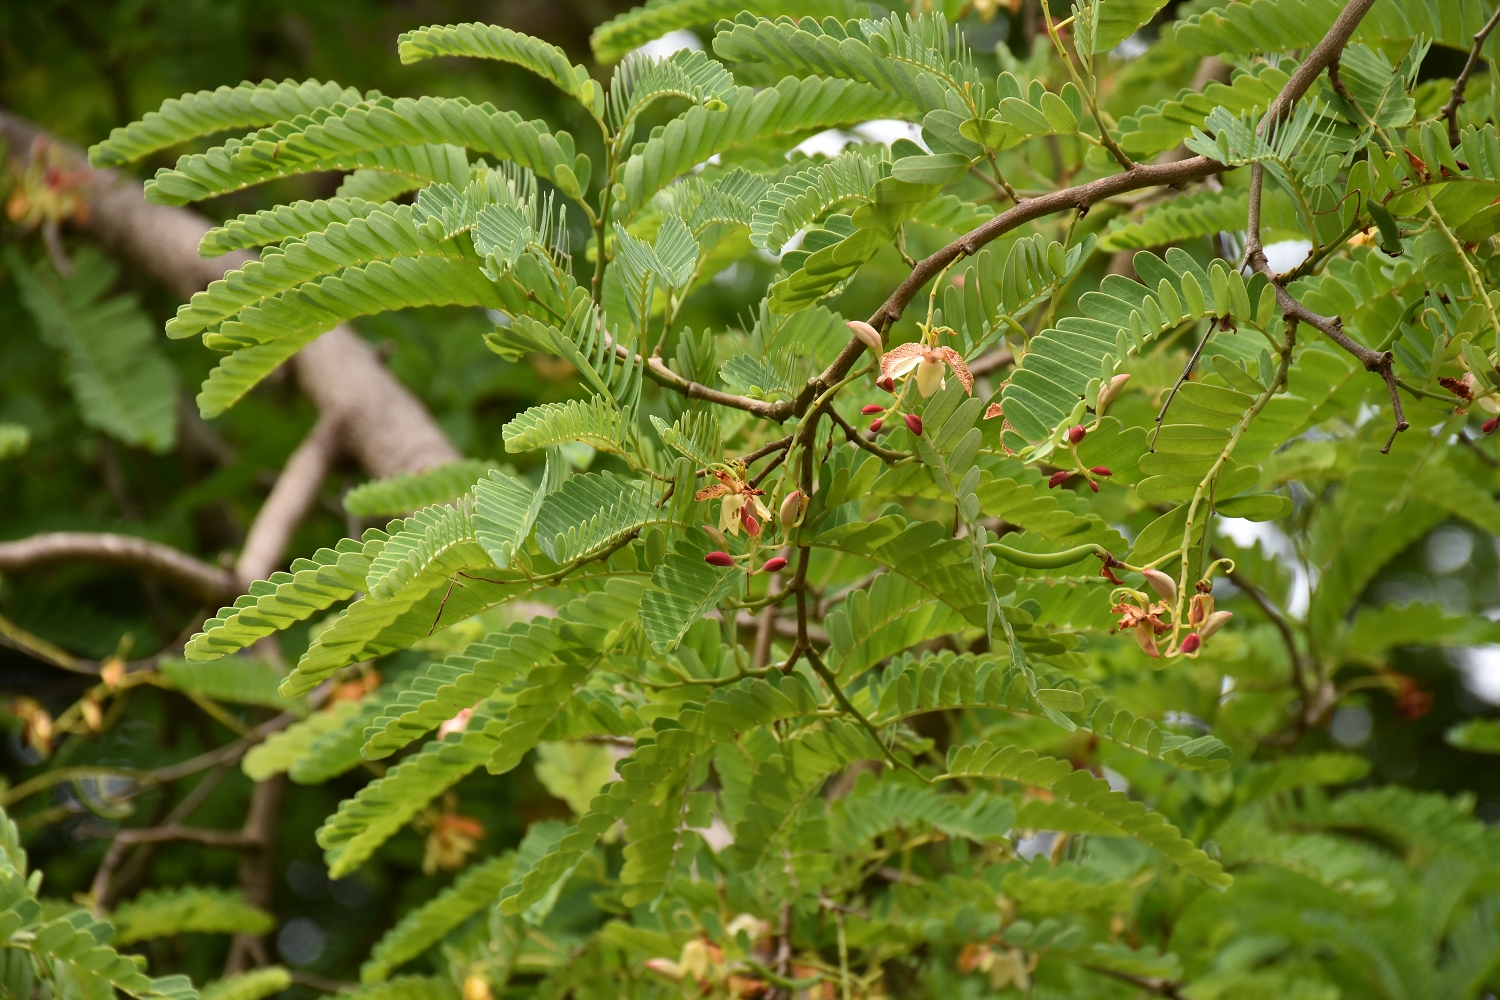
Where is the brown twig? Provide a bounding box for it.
[825,408,911,464]
[1239,0,1406,452]
[1082,965,1186,999]
[236,416,341,587]
[1439,5,1500,146]
[225,774,286,973]
[1149,320,1218,452]
[968,348,1015,377]
[91,823,257,911]
[0,532,236,603]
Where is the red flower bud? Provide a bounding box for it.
[1067,425,1087,444]
[1180,633,1202,654]
[1090,466,1112,477]
[1089,479,1099,492]
[705,551,734,567]
[869,419,883,432]
[742,512,761,538]
[761,556,788,574]
[1048,471,1069,489]
[903,413,923,436]
[1485,417,1500,435]
[861,404,883,415]
[876,375,896,393]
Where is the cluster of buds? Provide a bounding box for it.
[850,319,973,439]
[701,482,805,574]
[1046,424,1112,492]
[1439,372,1500,433]
[1113,573,1232,658]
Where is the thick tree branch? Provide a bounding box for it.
[0,532,235,602]
[0,109,461,478]
[1439,5,1500,146]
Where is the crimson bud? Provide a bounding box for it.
[705,551,734,567]
[743,512,762,538]
[1180,633,1202,654]
[1067,425,1087,444]
[1090,466,1112,477]
[869,419,883,432]
[1089,479,1099,492]
[761,556,788,574]
[1047,471,1069,489]
[861,404,884,414]
[1485,417,1500,435]
[903,413,924,436]
[876,375,896,393]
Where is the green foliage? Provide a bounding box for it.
[15,2,1500,998]
[10,248,177,452]
[109,887,275,945]
[197,968,292,1000]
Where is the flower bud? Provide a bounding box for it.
[869,419,883,432]
[704,551,734,567]
[1047,470,1069,489]
[876,375,895,393]
[1485,416,1500,435]
[1096,373,1131,415]
[761,556,788,574]
[1198,610,1233,640]
[1180,633,1202,655]
[1189,591,1215,626]
[778,490,806,527]
[1133,624,1161,658]
[861,404,884,414]
[903,413,924,436]
[1090,466,1112,477]
[1089,479,1099,492]
[848,319,884,359]
[703,525,727,548]
[1141,568,1177,602]
[1067,425,1087,444]
[743,512,761,538]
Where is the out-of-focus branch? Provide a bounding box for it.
[235,417,341,587]
[0,532,236,602]
[0,108,461,479]
[1439,6,1500,146]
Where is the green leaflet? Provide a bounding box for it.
[1176,0,1497,58]
[638,530,745,653]
[499,672,824,913]
[344,460,500,518]
[1114,64,1289,157]
[198,196,390,256]
[503,396,627,455]
[941,741,1231,886]
[938,233,1095,354]
[614,76,911,218]
[242,698,366,782]
[749,148,888,252]
[829,774,1015,851]
[109,887,274,945]
[316,581,643,875]
[823,571,968,679]
[864,651,1233,773]
[361,853,514,981]
[726,720,883,871]
[32,910,199,1000]
[158,658,301,713]
[591,0,865,63]
[398,23,599,112]
[532,471,662,564]
[187,537,369,661]
[198,968,293,1000]
[88,78,366,166]
[10,248,177,453]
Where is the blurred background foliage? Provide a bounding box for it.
[3,0,1500,992]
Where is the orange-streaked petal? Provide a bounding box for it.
[880,342,925,380]
[937,347,974,394]
[693,484,731,501]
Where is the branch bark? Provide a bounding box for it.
[1439,5,1500,146]
[0,532,235,603]
[235,417,341,587]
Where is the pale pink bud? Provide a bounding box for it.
[1198,610,1233,640]
[1096,373,1131,415]
[778,490,805,526]
[848,320,883,358]
[1141,568,1177,602]
[703,525,727,548]
[1134,625,1161,658]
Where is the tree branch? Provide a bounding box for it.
[0,532,235,603]
[1439,5,1500,146]
[1238,0,1406,451]
[235,417,341,587]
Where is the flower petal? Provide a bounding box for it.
[880,342,925,380]
[937,347,974,394]
[693,483,731,501]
